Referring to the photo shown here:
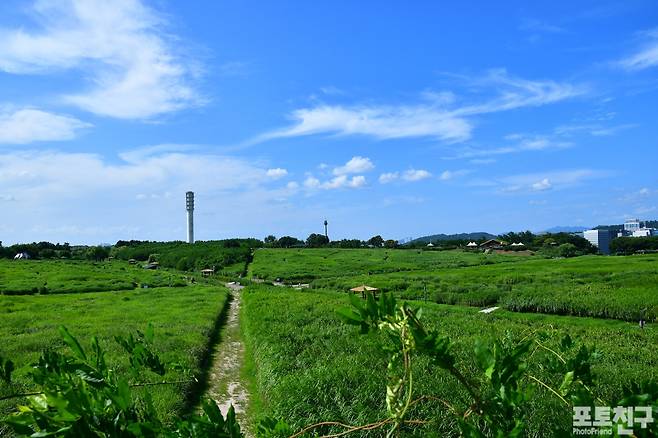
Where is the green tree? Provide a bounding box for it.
[384,239,398,248]
[264,235,277,245]
[306,233,329,247]
[367,235,384,247]
[85,246,110,261]
[277,236,303,248]
[557,243,578,258]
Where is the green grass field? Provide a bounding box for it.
[242,284,658,437]
[0,259,186,295]
[249,248,525,282]
[251,249,658,321]
[4,247,658,436]
[0,260,230,435]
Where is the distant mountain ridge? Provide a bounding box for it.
[541,226,589,234]
[410,232,496,244]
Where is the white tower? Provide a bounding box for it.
[186,191,195,244]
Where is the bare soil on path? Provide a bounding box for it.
[205,282,250,434]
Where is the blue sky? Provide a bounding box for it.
[0,0,657,244]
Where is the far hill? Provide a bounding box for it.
[542,226,588,234]
[410,232,496,244]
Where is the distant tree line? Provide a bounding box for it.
[0,241,116,262]
[263,234,399,249]
[401,231,596,258]
[111,239,261,271]
[610,236,658,255]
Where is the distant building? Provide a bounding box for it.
[480,239,504,250]
[13,252,30,260]
[584,229,613,255]
[466,241,478,248]
[426,242,434,247]
[624,219,642,234]
[632,228,657,238]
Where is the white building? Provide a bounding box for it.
[632,228,657,238]
[624,219,642,234]
[584,229,613,255]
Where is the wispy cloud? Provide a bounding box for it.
[452,69,586,116]
[249,70,584,146]
[333,156,374,175]
[0,107,90,144]
[303,174,366,190]
[449,134,572,159]
[256,104,473,143]
[531,178,552,191]
[0,0,202,119]
[378,169,433,183]
[0,148,316,243]
[402,169,432,182]
[554,123,638,137]
[439,169,471,181]
[266,168,288,179]
[499,169,608,194]
[446,117,633,160]
[379,172,399,184]
[0,149,271,201]
[619,29,658,71]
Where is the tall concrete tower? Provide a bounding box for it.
[186,191,195,244]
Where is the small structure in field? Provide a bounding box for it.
[466,242,478,248]
[13,252,30,260]
[510,242,525,248]
[128,259,137,265]
[479,239,504,250]
[350,284,379,299]
[201,268,215,277]
[143,262,159,270]
[426,242,434,247]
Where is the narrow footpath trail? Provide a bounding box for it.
[205,282,250,434]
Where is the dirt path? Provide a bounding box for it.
[205,282,250,433]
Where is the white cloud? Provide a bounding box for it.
[259,104,472,143]
[118,143,199,162]
[0,0,201,119]
[303,176,320,189]
[0,108,90,144]
[301,174,367,190]
[531,178,552,191]
[0,149,274,203]
[439,170,471,181]
[452,69,585,115]
[402,169,432,182]
[448,134,572,159]
[500,169,606,193]
[619,29,658,70]
[251,70,583,146]
[620,187,656,203]
[333,156,375,175]
[320,175,366,190]
[554,123,637,137]
[266,168,288,179]
[378,172,399,184]
[0,148,326,243]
